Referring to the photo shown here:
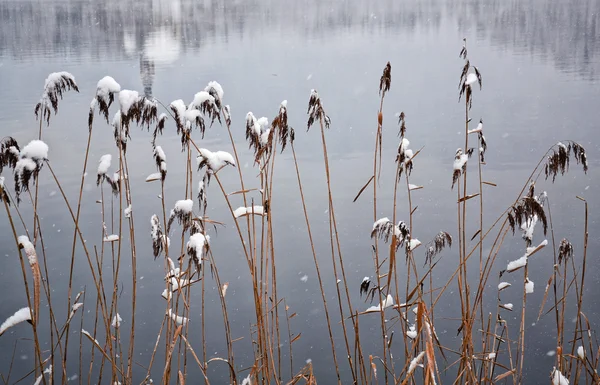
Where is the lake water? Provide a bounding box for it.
[0,0,599,383]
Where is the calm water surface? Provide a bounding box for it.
[0,0,599,383]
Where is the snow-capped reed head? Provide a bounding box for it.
[150,214,167,258]
[152,113,168,146]
[507,183,548,246]
[89,76,121,130]
[96,154,111,185]
[118,90,158,133]
[197,175,208,212]
[458,41,482,109]
[14,158,38,204]
[17,235,37,265]
[35,71,79,125]
[204,81,224,110]
[451,148,469,189]
[0,176,9,205]
[271,100,292,152]
[112,110,128,153]
[0,137,20,174]
[223,105,231,126]
[167,199,194,232]
[379,61,392,96]
[111,313,122,329]
[558,238,574,265]
[189,90,218,126]
[20,140,48,165]
[424,231,452,265]
[307,89,331,131]
[153,146,167,181]
[197,148,235,176]
[370,217,410,249]
[544,141,588,182]
[359,276,371,297]
[186,233,210,271]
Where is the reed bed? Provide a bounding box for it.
[0,39,595,385]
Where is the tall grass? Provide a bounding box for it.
[0,40,595,385]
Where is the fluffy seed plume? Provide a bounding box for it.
[507,184,547,246]
[0,176,9,205]
[558,238,574,265]
[0,137,20,174]
[150,214,167,258]
[371,217,410,249]
[35,71,79,125]
[119,90,158,134]
[307,89,331,131]
[425,231,453,265]
[17,236,40,324]
[153,146,167,181]
[379,62,392,95]
[544,141,588,182]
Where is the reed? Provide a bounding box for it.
[0,38,595,385]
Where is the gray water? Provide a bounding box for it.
[0,0,599,383]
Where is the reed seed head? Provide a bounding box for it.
[35,71,79,125]
[379,62,391,96]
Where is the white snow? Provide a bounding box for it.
[44,71,76,90]
[0,308,32,335]
[15,158,37,174]
[551,367,569,385]
[453,154,469,170]
[118,90,139,115]
[408,184,423,191]
[187,233,210,258]
[373,217,391,231]
[233,206,265,218]
[205,81,224,102]
[17,236,37,265]
[170,99,187,126]
[501,303,513,311]
[498,282,511,291]
[465,73,478,86]
[487,352,496,360]
[300,275,308,283]
[365,294,394,313]
[174,199,194,214]
[525,278,534,294]
[96,76,121,100]
[111,313,122,328]
[104,235,119,242]
[406,325,417,340]
[526,239,548,256]
[408,351,425,374]
[507,255,528,272]
[577,346,584,359]
[81,329,100,345]
[167,309,188,326]
[197,148,236,173]
[189,91,215,110]
[21,140,49,161]
[97,154,111,176]
[154,146,166,162]
[124,204,132,218]
[408,239,421,251]
[145,173,161,182]
[161,289,172,301]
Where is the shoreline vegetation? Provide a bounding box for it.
[0,40,594,385]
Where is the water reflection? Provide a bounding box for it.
[0,0,599,78]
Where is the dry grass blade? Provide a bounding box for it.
[353,175,374,203]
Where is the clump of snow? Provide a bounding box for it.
[167,309,188,326]
[300,275,308,283]
[154,146,166,162]
[118,90,139,115]
[104,235,119,242]
[577,346,584,359]
[161,289,172,301]
[111,313,122,329]
[365,294,394,313]
[18,235,37,265]
[205,81,224,103]
[408,351,425,374]
[498,282,511,291]
[174,199,193,214]
[233,206,265,218]
[96,76,121,100]
[124,204,132,218]
[197,148,236,173]
[408,239,421,251]
[453,153,469,170]
[526,239,548,256]
[97,154,111,177]
[507,255,528,272]
[465,73,478,86]
[551,367,569,385]
[15,158,37,174]
[525,278,534,294]
[501,303,513,311]
[408,184,423,191]
[21,140,49,161]
[487,352,496,360]
[145,173,161,182]
[406,325,417,340]
[0,307,32,336]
